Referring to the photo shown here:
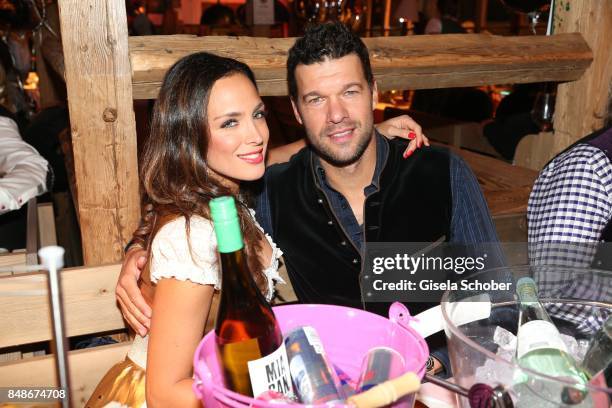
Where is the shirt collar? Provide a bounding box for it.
[312,130,388,192]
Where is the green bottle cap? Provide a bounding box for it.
[516,276,538,302]
[210,196,244,253]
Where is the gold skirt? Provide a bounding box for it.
[85,337,148,408]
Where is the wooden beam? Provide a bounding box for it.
[0,342,131,407]
[0,264,124,348]
[514,131,557,171]
[25,198,38,265]
[476,0,488,33]
[58,0,140,265]
[552,0,612,150]
[383,0,392,36]
[130,33,592,99]
[365,0,373,37]
[37,202,57,247]
[0,251,26,269]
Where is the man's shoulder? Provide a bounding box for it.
[544,144,607,176]
[544,125,612,173]
[387,139,457,173]
[388,138,454,160]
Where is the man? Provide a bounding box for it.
[528,98,612,334]
[117,22,501,376]
[0,64,50,251]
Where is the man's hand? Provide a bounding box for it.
[426,356,444,375]
[375,114,430,158]
[116,247,151,336]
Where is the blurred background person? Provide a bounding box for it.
[0,62,50,251]
[131,1,155,36]
[423,0,465,35]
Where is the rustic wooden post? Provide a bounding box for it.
[57,0,140,265]
[552,0,612,151]
[365,0,373,37]
[476,0,488,33]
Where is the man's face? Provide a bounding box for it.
[291,54,378,166]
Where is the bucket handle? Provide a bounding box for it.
[388,301,445,339]
[388,302,417,329]
[388,298,493,339]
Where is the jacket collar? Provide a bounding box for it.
[309,131,389,191]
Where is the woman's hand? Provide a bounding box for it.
[375,114,430,158]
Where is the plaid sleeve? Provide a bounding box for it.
[527,144,612,333]
[528,144,612,263]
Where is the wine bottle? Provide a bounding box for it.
[210,196,292,398]
[514,277,589,404]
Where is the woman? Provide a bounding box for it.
[87,52,427,408]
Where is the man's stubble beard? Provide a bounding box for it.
[305,116,374,167]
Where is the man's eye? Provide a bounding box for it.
[308,97,323,105]
[221,119,238,128]
[345,90,359,96]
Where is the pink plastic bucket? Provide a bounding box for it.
[193,303,428,408]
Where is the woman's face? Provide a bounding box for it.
[206,73,269,187]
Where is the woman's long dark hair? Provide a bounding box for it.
[133,52,267,292]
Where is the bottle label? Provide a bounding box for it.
[289,354,344,404]
[218,337,261,395]
[248,342,294,398]
[303,326,324,354]
[517,320,568,359]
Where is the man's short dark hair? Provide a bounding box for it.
[286,22,374,101]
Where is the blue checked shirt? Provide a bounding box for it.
[528,142,612,333]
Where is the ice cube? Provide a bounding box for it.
[494,325,517,352]
[559,333,589,362]
[474,357,516,386]
[575,339,590,363]
[474,327,517,387]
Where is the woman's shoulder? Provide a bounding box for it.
[150,215,219,286]
[155,215,213,237]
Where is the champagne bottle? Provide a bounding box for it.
[515,277,589,404]
[210,196,292,398]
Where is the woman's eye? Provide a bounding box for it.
[221,119,238,128]
[254,110,266,119]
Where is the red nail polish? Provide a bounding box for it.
[408,131,416,140]
[404,150,413,159]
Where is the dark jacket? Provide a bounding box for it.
[264,139,452,317]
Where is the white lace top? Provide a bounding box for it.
[149,209,284,301]
[127,210,284,371]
